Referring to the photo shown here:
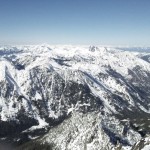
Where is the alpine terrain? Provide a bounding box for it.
[0,45,150,150]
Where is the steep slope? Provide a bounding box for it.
[0,45,150,149]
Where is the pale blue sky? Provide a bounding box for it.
[0,0,150,45]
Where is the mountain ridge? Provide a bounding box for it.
[0,45,150,149]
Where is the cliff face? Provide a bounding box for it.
[0,45,150,149]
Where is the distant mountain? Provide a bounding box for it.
[0,45,150,150]
[116,47,150,53]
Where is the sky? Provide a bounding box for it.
[0,0,150,46]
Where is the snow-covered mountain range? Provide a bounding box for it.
[0,45,150,150]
